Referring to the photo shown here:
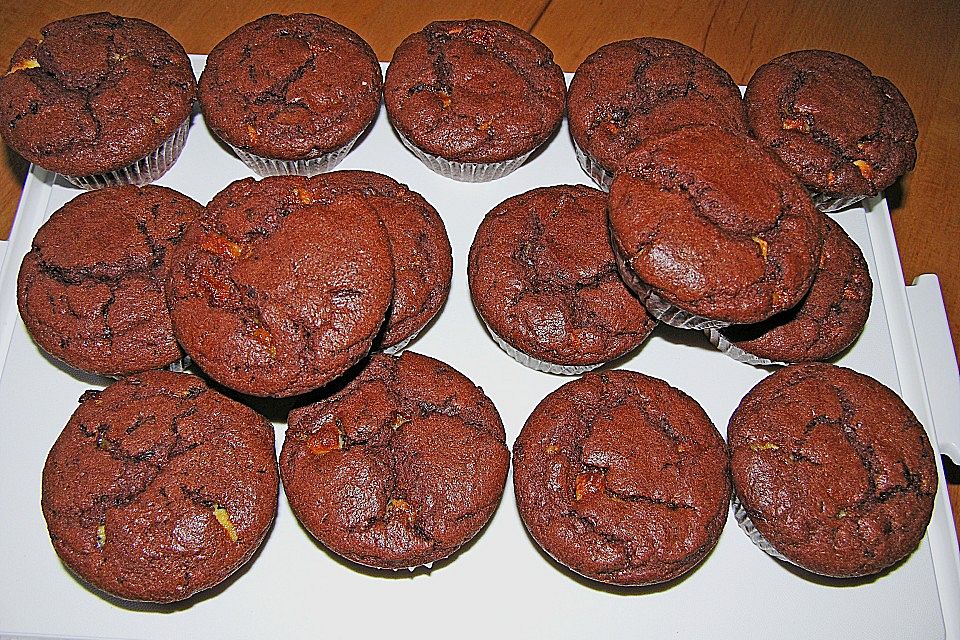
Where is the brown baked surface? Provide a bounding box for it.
[281,351,509,569]
[307,170,452,350]
[728,363,938,577]
[166,175,394,397]
[608,124,824,324]
[0,12,196,176]
[199,13,382,160]
[17,185,202,376]
[41,370,278,603]
[384,19,566,163]
[568,37,747,175]
[468,184,655,366]
[745,50,917,198]
[513,370,730,585]
[720,215,872,361]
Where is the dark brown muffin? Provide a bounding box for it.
[41,370,279,603]
[608,125,824,328]
[17,185,202,377]
[568,38,748,189]
[745,50,918,210]
[307,171,452,351]
[199,14,382,173]
[281,351,509,569]
[728,363,938,577]
[468,185,655,372]
[712,215,872,363]
[0,13,196,180]
[384,20,566,180]
[166,175,394,397]
[513,370,730,585]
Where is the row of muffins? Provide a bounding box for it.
[6,10,935,608]
[41,355,938,601]
[0,13,918,207]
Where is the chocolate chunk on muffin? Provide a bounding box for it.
[568,38,748,189]
[166,175,394,397]
[384,20,566,181]
[199,14,383,176]
[745,50,918,211]
[728,363,938,577]
[468,185,655,373]
[307,171,452,351]
[17,185,202,377]
[513,370,730,585]
[0,13,196,187]
[281,351,509,569]
[608,125,824,328]
[710,215,872,364]
[41,370,279,603]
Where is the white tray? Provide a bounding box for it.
[1,58,958,640]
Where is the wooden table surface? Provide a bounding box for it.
[2,0,958,550]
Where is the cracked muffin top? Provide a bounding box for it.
[513,369,730,585]
[718,215,872,362]
[608,125,824,325]
[17,185,203,377]
[0,13,196,177]
[745,50,918,198]
[468,184,655,367]
[281,351,509,569]
[199,13,382,161]
[166,175,395,398]
[568,37,747,179]
[384,20,566,163]
[728,363,937,577]
[41,370,279,603]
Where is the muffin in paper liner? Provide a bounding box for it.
[481,320,604,376]
[229,132,362,178]
[397,130,532,183]
[612,244,730,330]
[704,327,783,366]
[65,118,191,190]
[731,494,790,563]
[572,137,614,191]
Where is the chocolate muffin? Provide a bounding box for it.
[568,38,748,190]
[384,20,566,181]
[468,185,655,373]
[308,171,452,352]
[0,13,196,187]
[17,185,202,377]
[281,351,509,569]
[709,215,872,364]
[166,175,394,397]
[513,370,730,585]
[728,363,938,577]
[608,125,824,329]
[199,14,383,176]
[745,50,918,211]
[41,370,279,603]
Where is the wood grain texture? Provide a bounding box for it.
[0,0,957,547]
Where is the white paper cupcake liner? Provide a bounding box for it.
[572,138,614,191]
[481,321,603,375]
[381,330,419,356]
[229,132,361,178]
[66,118,191,189]
[612,245,730,330]
[704,327,783,366]
[732,494,790,563]
[808,190,867,213]
[396,131,532,183]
